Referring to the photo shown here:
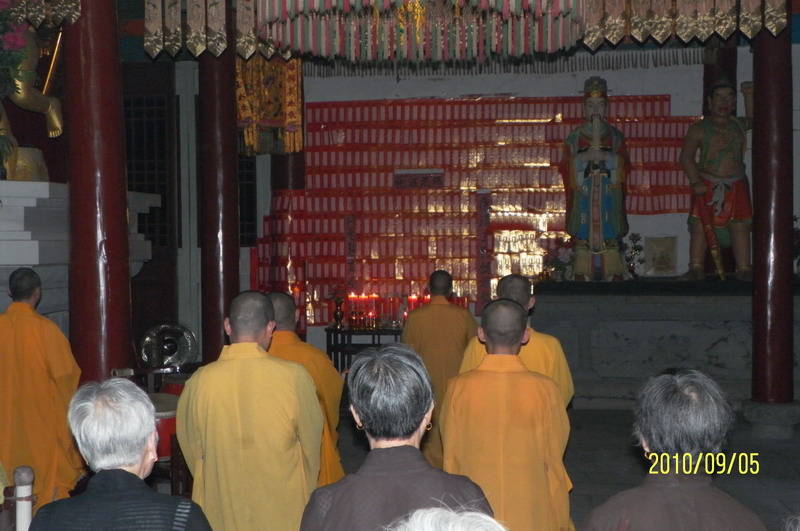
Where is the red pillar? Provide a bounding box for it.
[198,10,240,363]
[751,4,793,403]
[64,1,132,381]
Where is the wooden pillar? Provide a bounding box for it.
[64,0,132,381]
[198,9,240,363]
[751,5,793,403]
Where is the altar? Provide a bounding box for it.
[532,280,800,408]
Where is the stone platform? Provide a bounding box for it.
[533,279,800,409]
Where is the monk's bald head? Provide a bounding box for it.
[267,291,296,331]
[496,274,533,309]
[9,268,41,303]
[429,270,453,296]
[228,291,274,339]
[480,299,528,350]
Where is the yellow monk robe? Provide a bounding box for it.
[401,295,477,468]
[441,355,572,531]
[268,330,345,485]
[460,326,574,406]
[177,343,323,531]
[0,460,9,490]
[0,302,85,507]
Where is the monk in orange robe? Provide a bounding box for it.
[267,291,345,485]
[401,270,477,468]
[460,274,574,406]
[0,268,85,508]
[441,299,572,531]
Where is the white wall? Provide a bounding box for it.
[305,45,799,273]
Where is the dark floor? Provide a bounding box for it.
[337,409,800,531]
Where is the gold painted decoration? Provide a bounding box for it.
[648,0,674,43]
[714,0,736,39]
[582,0,605,49]
[763,0,787,36]
[627,0,651,43]
[206,0,227,56]
[738,0,762,38]
[237,0,257,58]
[144,0,164,58]
[603,0,627,45]
[694,0,716,41]
[674,0,697,42]
[164,0,182,56]
[186,0,207,56]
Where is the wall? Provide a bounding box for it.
[303,45,800,273]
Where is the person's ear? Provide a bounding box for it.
[527,295,536,311]
[294,308,301,325]
[521,328,531,345]
[477,327,486,344]
[349,406,363,427]
[640,437,651,454]
[146,431,158,462]
[223,318,232,337]
[266,320,277,337]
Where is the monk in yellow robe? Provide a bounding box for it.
[267,291,345,485]
[401,270,477,468]
[177,291,322,531]
[0,268,85,508]
[460,274,574,406]
[441,299,572,531]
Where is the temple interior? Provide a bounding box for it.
[0,0,798,528]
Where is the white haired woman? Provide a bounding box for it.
[30,378,211,530]
[301,344,492,531]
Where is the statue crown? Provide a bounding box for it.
[582,76,608,100]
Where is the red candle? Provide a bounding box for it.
[408,294,418,311]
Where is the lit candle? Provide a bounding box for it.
[370,293,380,314]
[348,292,358,314]
[409,294,418,311]
[359,293,369,313]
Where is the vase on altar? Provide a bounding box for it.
[555,270,565,282]
[332,298,345,329]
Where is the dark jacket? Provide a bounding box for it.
[301,444,492,531]
[30,469,211,531]
[581,473,767,531]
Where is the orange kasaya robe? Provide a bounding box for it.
[269,330,345,485]
[401,295,477,468]
[0,302,85,508]
[460,326,575,407]
[441,355,572,531]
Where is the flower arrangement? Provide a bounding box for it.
[0,6,27,99]
[623,233,646,278]
[544,237,574,273]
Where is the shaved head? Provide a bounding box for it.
[496,274,533,308]
[228,291,274,338]
[429,270,453,296]
[9,268,41,302]
[480,299,527,350]
[267,291,296,331]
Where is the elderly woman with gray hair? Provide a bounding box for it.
[30,378,210,530]
[582,368,766,531]
[301,343,492,531]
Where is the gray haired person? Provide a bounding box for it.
[582,369,766,531]
[30,379,210,530]
[388,507,508,531]
[301,343,492,531]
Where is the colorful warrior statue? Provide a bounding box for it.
[0,24,64,181]
[558,77,630,281]
[678,79,753,281]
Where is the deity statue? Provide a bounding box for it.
[678,79,753,281]
[558,76,630,281]
[1,24,63,181]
